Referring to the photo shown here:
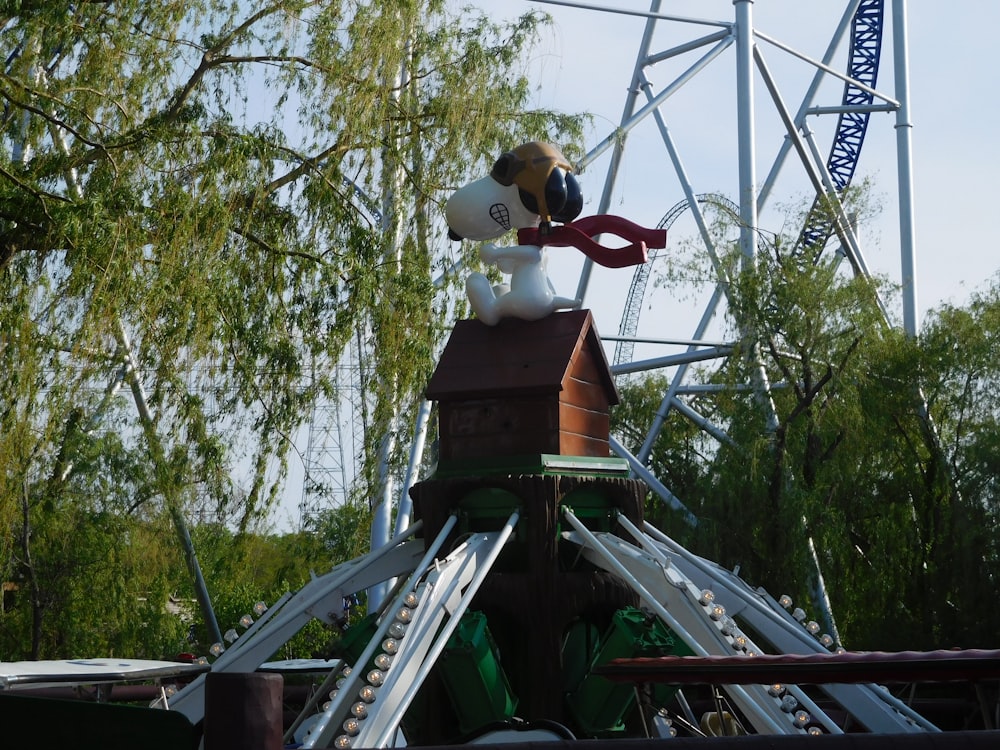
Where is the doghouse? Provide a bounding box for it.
[425,309,620,474]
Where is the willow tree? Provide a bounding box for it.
[0,1,583,657]
[612,192,999,649]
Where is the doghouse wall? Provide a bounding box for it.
[437,396,610,461]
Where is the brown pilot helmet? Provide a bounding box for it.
[490,141,582,233]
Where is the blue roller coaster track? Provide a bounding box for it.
[615,0,886,368]
[797,0,885,255]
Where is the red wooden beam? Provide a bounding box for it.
[594,649,1000,685]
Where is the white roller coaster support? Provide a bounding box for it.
[573,0,662,303]
[665,396,736,448]
[561,508,795,735]
[610,344,734,376]
[892,0,919,336]
[303,515,466,747]
[734,0,757,265]
[635,285,727,463]
[169,522,429,723]
[363,512,519,748]
[394,399,432,536]
[638,520,938,733]
[640,41,731,270]
[369,428,398,609]
[575,3,734,304]
[609,435,698,527]
[754,43,883,311]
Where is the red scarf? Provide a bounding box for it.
[517,215,665,268]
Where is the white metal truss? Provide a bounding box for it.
[305,513,518,748]
[560,507,935,736]
[169,523,429,723]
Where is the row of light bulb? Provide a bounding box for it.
[777,594,842,652]
[198,600,269,663]
[152,601,269,708]
[194,602,267,666]
[698,589,825,735]
[698,589,752,653]
[325,590,420,750]
[767,683,823,735]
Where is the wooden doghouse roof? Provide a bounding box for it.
[425,309,619,404]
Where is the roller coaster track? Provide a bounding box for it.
[614,0,886,367]
[613,193,739,368]
[797,0,885,255]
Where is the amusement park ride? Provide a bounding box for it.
[3,1,1000,748]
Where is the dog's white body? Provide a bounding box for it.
[446,170,580,326]
[465,242,580,326]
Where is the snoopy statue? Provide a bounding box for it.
[445,141,666,326]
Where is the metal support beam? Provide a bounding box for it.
[892,0,919,336]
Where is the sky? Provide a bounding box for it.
[464,0,1000,344]
[272,0,1000,531]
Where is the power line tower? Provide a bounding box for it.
[298,334,369,530]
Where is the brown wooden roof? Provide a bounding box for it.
[425,309,619,404]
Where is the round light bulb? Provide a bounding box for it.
[781,695,799,713]
[253,601,268,617]
[720,616,737,636]
[767,683,785,697]
[322,701,332,711]
[792,607,807,622]
[195,656,209,666]
[793,710,811,727]
[350,701,368,719]
[328,689,339,701]
[382,638,399,654]
[808,726,823,736]
[224,628,239,644]
[819,633,834,648]
[367,669,384,686]
[374,653,392,671]
[239,614,254,629]
[334,735,352,749]
[709,603,726,621]
[343,718,361,736]
[699,589,715,606]
[732,634,748,650]
[403,592,420,608]
[396,606,413,623]
[358,685,377,703]
[806,620,820,635]
[209,642,225,657]
[341,666,352,677]
[336,677,346,689]
[388,622,407,639]
[778,594,793,609]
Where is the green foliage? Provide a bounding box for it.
[0,509,187,659]
[0,1,586,658]
[615,195,1000,650]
